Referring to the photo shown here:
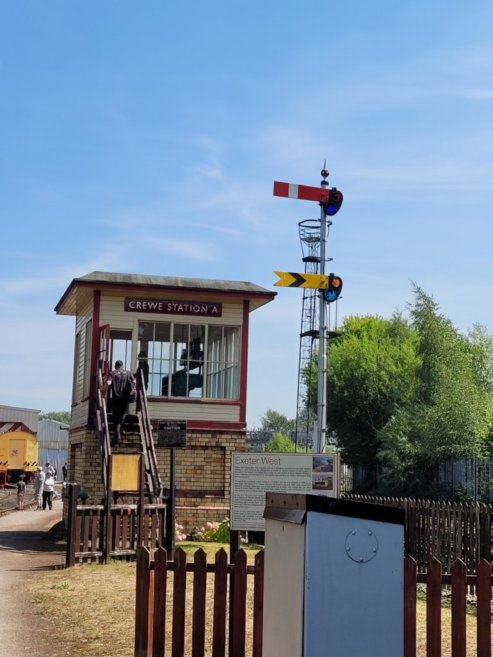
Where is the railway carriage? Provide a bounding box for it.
[0,423,39,484]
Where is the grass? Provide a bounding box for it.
[415,590,479,657]
[29,542,258,657]
[28,543,481,657]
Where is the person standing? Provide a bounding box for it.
[34,466,45,509]
[62,463,68,481]
[106,360,135,446]
[16,476,26,510]
[42,470,55,510]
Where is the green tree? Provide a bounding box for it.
[259,409,295,434]
[40,411,71,424]
[379,287,493,493]
[303,286,493,494]
[466,325,493,455]
[409,286,490,462]
[467,324,493,394]
[325,314,419,488]
[265,432,296,452]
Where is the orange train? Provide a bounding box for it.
[0,423,38,486]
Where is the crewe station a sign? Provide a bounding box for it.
[124,298,222,317]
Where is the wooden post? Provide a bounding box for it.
[152,547,168,657]
[229,530,240,560]
[231,549,247,657]
[212,548,228,657]
[252,550,264,657]
[164,448,176,554]
[138,453,145,548]
[134,546,152,657]
[228,530,240,657]
[65,483,80,568]
[104,454,113,563]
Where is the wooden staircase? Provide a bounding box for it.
[96,369,164,504]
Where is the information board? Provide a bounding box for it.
[157,420,187,448]
[230,452,339,531]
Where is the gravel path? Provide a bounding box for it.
[0,499,65,657]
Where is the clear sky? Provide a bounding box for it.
[1,1,493,426]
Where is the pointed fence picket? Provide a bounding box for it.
[135,548,492,657]
[343,494,493,574]
[135,547,262,657]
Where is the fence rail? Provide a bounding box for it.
[343,494,493,573]
[405,557,492,657]
[134,547,492,657]
[65,483,166,565]
[135,547,263,657]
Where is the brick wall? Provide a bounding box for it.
[67,427,245,533]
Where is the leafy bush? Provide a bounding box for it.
[265,432,295,452]
[189,518,230,543]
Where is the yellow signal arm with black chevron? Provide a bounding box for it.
[273,271,329,289]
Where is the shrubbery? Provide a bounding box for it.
[188,517,230,543]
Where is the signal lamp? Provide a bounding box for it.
[323,187,343,216]
[324,274,343,303]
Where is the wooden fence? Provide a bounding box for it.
[135,547,264,657]
[66,483,166,565]
[134,547,492,657]
[343,494,493,573]
[406,557,492,657]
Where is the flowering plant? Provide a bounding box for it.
[190,517,230,543]
[175,521,187,542]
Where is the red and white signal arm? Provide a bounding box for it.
[273,181,330,203]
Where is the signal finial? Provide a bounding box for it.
[321,162,329,187]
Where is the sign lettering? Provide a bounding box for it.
[125,298,222,317]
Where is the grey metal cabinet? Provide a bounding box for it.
[263,493,405,657]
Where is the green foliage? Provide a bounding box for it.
[409,285,490,461]
[265,432,296,452]
[40,411,71,424]
[318,285,493,495]
[466,324,493,393]
[189,518,230,543]
[50,581,72,591]
[259,409,295,434]
[325,314,419,481]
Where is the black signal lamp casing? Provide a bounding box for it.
[323,187,343,216]
[324,274,343,303]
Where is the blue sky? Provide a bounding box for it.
[1,1,493,426]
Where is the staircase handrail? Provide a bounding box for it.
[135,369,164,501]
[96,369,112,493]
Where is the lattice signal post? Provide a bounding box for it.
[273,168,343,453]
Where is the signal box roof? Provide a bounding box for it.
[55,270,276,316]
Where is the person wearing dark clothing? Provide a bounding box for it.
[107,360,135,446]
[62,463,68,481]
[16,477,26,510]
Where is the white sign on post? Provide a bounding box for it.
[230,452,339,531]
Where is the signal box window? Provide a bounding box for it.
[138,322,239,400]
[206,326,239,399]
